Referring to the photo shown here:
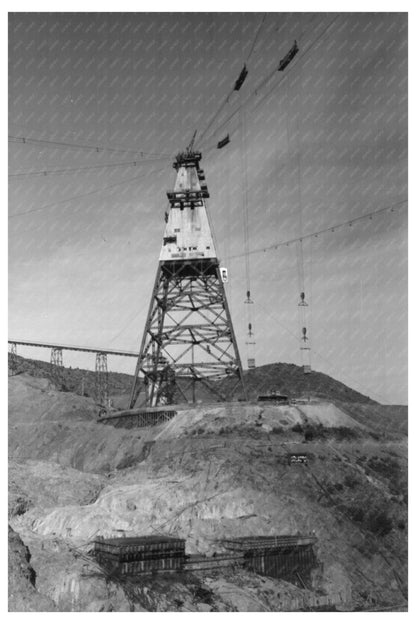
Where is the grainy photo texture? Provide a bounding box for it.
[8,12,407,612]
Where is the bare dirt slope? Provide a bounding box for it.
[9,373,157,472]
[9,373,408,612]
[335,402,408,437]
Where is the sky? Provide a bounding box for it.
[8,12,407,404]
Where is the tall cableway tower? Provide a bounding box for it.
[129,148,246,408]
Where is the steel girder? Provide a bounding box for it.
[129,260,246,407]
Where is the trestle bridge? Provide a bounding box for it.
[8,339,138,405]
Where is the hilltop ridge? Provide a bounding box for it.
[9,354,379,406]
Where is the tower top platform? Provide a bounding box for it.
[160,149,216,262]
[173,149,202,170]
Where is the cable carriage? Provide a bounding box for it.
[278,41,299,71]
[234,65,248,91]
[217,134,230,149]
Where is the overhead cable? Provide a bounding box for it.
[254,298,394,406]
[8,134,171,158]
[252,16,338,113]
[246,14,266,64]
[9,156,170,179]
[8,165,169,218]
[198,83,236,144]
[199,14,267,143]
[200,15,339,149]
[229,200,407,259]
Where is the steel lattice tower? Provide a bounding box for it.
[95,352,109,406]
[9,342,17,376]
[129,148,246,407]
[50,347,64,388]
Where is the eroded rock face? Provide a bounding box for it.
[8,525,57,612]
[47,569,133,612]
[8,527,144,612]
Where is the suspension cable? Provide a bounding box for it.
[199,15,339,150]
[9,155,170,179]
[8,134,171,158]
[229,200,407,260]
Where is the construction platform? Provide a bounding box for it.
[90,533,348,607]
[93,534,318,583]
[218,535,318,587]
[93,535,186,574]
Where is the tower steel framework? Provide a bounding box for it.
[9,342,17,376]
[50,347,64,388]
[129,148,246,408]
[95,352,109,406]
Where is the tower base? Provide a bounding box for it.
[129,259,246,408]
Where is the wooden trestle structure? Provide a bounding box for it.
[92,534,319,587]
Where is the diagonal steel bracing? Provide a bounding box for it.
[129,150,246,407]
[130,261,246,406]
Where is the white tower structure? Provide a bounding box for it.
[129,147,246,407]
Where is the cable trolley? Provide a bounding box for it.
[278,41,299,71]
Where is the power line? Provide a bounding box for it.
[9,156,170,179]
[8,165,169,219]
[229,200,407,260]
[8,134,171,158]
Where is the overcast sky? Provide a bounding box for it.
[8,12,407,404]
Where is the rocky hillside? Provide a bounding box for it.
[8,525,57,611]
[9,354,378,406]
[9,354,132,400]
[243,362,377,404]
[8,372,407,612]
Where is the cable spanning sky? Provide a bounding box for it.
[8,12,407,404]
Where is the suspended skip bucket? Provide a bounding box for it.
[248,358,256,369]
[303,365,312,374]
